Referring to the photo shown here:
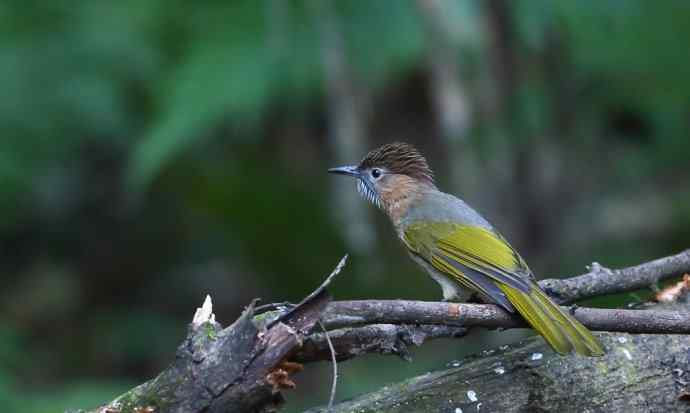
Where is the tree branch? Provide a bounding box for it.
[295,323,468,363]
[320,300,690,334]
[74,250,690,413]
[540,248,690,303]
[78,261,341,413]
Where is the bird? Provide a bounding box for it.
[328,142,604,356]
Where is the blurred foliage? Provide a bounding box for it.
[1,1,690,412]
[129,0,427,192]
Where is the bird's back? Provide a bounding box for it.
[400,189,494,231]
[400,188,532,281]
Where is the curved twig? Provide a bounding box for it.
[318,320,338,410]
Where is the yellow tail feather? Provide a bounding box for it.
[500,284,605,356]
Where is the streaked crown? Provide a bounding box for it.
[359,142,434,184]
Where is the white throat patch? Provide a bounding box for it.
[357,179,381,208]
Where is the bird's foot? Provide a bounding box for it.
[442,292,480,303]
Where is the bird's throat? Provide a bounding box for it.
[378,175,428,227]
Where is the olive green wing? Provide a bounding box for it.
[402,222,531,311]
[403,222,605,356]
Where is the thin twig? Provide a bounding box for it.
[254,301,295,314]
[270,254,348,328]
[298,254,349,307]
[319,320,338,410]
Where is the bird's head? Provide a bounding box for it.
[328,142,435,210]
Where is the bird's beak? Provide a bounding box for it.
[327,165,360,178]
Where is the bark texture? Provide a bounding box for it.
[541,249,690,303]
[72,250,690,413]
[77,293,332,413]
[305,330,690,413]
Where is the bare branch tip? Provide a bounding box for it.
[192,294,216,326]
[333,254,349,275]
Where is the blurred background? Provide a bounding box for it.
[1,0,690,411]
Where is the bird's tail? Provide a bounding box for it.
[500,283,605,356]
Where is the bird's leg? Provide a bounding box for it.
[441,287,474,303]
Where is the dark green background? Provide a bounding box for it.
[1,1,689,411]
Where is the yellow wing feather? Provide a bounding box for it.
[403,222,604,356]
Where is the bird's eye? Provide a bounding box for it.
[371,168,382,179]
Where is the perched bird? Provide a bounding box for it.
[328,142,604,356]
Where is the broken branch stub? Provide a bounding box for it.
[86,254,348,413]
